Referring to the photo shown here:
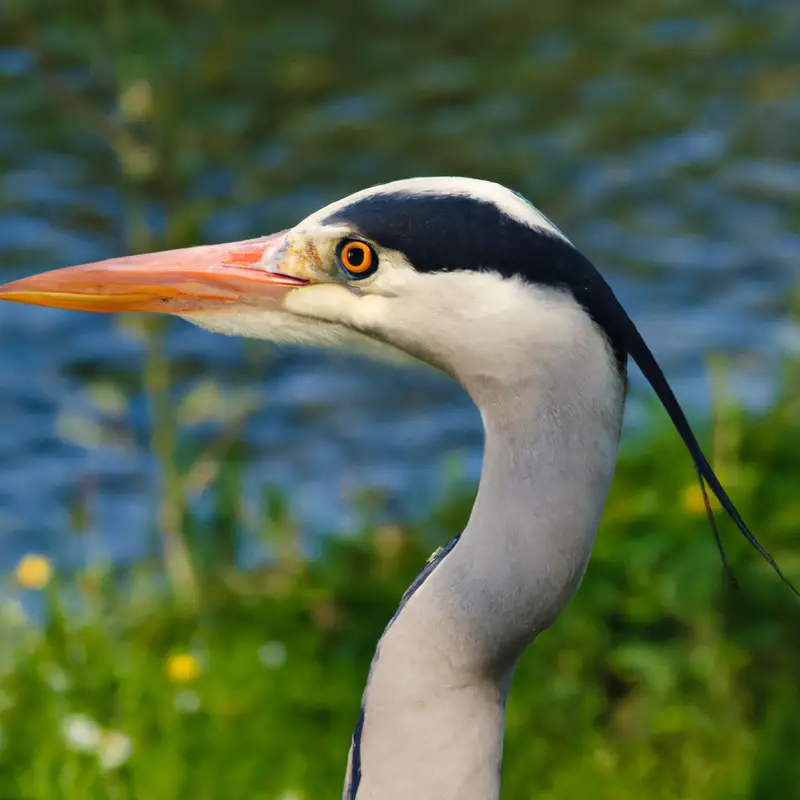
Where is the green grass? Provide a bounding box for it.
[1,355,799,799]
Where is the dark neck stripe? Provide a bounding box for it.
[346,534,462,799]
[324,192,628,373]
[346,707,365,799]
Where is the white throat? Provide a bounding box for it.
[343,285,626,799]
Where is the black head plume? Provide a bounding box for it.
[592,270,799,599]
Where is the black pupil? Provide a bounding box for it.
[347,245,365,268]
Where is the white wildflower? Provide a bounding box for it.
[62,713,102,753]
[174,689,201,713]
[257,641,287,669]
[98,729,133,771]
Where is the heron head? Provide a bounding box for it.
[0,177,624,392]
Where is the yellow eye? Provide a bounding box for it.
[336,239,377,278]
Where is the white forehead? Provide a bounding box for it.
[298,176,569,242]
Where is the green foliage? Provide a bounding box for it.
[1,375,799,799]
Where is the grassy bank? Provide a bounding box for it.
[0,349,799,800]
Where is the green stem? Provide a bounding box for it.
[143,327,198,609]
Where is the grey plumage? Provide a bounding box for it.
[2,176,791,800]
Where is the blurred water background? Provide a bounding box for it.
[2,3,800,799]
[1,0,799,568]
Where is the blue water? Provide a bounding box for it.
[1,1,799,570]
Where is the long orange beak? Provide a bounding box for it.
[0,232,307,314]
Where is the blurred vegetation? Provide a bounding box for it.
[0,351,799,799]
[2,0,800,798]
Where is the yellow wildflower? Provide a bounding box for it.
[166,653,201,683]
[15,554,53,590]
[680,483,720,517]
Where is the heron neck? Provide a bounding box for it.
[345,341,625,800]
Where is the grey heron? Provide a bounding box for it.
[1,177,794,799]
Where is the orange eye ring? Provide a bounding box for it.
[336,239,377,279]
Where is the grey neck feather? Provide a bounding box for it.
[343,286,627,799]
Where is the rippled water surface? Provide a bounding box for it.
[1,0,799,568]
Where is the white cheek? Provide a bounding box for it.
[283,283,389,329]
[283,283,354,318]
[178,298,420,366]
[373,266,416,296]
[178,307,345,347]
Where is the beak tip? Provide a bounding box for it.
[0,231,302,314]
